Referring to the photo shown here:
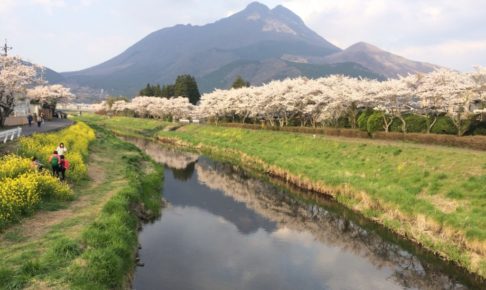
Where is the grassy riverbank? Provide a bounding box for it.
[85,115,171,138]
[78,114,486,280]
[0,123,164,289]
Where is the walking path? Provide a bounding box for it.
[0,119,73,154]
[19,118,74,136]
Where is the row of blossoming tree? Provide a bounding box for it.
[0,55,74,127]
[95,66,486,136]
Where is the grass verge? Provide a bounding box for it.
[0,121,164,289]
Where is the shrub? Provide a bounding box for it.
[470,120,486,136]
[366,112,384,133]
[0,155,32,179]
[430,116,457,135]
[357,109,373,131]
[405,115,428,133]
[391,114,428,133]
[337,116,350,128]
[0,172,72,226]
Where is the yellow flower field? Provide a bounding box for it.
[0,122,95,228]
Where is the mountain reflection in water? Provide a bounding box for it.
[123,137,473,290]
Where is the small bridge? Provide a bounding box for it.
[0,127,22,143]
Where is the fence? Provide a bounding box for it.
[0,127,22,144]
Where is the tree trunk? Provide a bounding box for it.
[382,115,393,133]
[0,110,6,128]
[426,115,438,134]
[349,103,358,129]
[451,113,468,136]
[0,107,13,128]
[399,116,407,133]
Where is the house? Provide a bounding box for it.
[4,95,41,126]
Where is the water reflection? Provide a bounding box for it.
[128,138,475,290]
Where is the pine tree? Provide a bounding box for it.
[140,83,155,96]
[154,84,162,97]
[231,75,250,89]
[174,74,201,105]
[161,84,175,98]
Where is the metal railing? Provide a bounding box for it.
[0,127,22,143]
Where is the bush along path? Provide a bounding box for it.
[0,123,164,289]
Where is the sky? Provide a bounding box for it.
[1,0,485,72]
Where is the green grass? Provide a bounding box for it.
[76,115,486,278]
[0,121,164,289]
[83,114,171,138]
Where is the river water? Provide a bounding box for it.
[128,137,478,290]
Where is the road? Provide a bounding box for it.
[18,118,74,137]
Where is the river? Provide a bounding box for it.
[127,137,478,290]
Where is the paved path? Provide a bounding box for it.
[0,119,73,154]
[19,118,74,137]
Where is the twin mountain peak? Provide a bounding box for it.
[57,1,439,101]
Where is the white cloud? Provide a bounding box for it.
[31,0,65,14]
[32,0,65,8]
[0,0,18,14]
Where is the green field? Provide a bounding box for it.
[77,115,486,279]
[85,115,171,138]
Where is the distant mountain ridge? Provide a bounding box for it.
[321,42,439,78]
[54,2,441,100]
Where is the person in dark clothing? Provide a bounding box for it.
[59,155,70,181]
[49,151,60,177]
[27,114,33,126]
[35,113,42,127]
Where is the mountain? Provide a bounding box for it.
[60,2,439,100]
[321,42,440,78]
[43,67,66,84]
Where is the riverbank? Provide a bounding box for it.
[76,114,486,281]
[0,123,164,289]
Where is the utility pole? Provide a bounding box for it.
[2,39,12,56]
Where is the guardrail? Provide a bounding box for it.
[0,127,22,144]
[178,119,200,124]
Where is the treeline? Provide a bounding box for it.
[138,75,250,105]
[139,74,201,105]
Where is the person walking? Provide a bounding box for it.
[56,142,67,156]
[35,113,42,127]
[27,114,33,126]
[59,155,70,181]
[39,112,45,127]
[48,151,60,177]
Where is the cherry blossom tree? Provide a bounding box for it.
[27,84,75,115]
[0,56,40,127]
